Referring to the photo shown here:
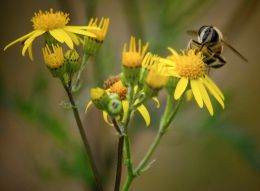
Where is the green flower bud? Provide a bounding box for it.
[107,94,123,116]
[90,88,110,110]
[42,45,65,78]
[64,49,81,74]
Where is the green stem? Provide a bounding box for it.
[121,96,182,191]
[74,53,90,89]
[62,82,103,191]
[111,117,124,191]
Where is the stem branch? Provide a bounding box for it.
[121,96,182,190]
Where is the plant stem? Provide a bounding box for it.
[63,83,104,191]
[111,117,124,191]
[121,96,182,191]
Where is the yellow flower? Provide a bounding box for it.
[42,45,64,68]
[91,87,106,101]
[122,36,149,68]
[143,53,169,90]
[4,9,98,60]
[164,48,224,116]
[87,17,110,42]
[86,80,151,127]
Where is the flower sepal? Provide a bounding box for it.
[83,37,103,56]
[165,76,178,95]
[122,66,141,86]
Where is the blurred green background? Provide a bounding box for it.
[1,0,260,190]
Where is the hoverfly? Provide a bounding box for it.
[187,25,248,69]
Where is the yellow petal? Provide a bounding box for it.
[197,81,214,116]
[28,43,33,61]
[159,57,176,67]
[22,30,45,56]
[205,75,224,100]
[85,100,93,113]
[49,29,73,49]
[137,104,150,127]
[67,32,80,45]
[201,78,225,109]
[103,111,113,126]
[152,97,160,108]
[190,80,203,108]
[67,25,100,31]
[122,100,129,123]
[174,77,188,99]
[64,26,96,38]
[167,47,179,59]
[4,31,36,51]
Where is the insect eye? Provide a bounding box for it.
[210,29,219,42]
[198,25,207,35]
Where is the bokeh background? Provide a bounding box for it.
[1,0,260,190]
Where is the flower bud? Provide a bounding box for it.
[90,87,110,110]
[107,94,123,116]
[64,49,81,74]
[42,45,65,78]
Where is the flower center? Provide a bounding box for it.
[109,81,127,100]
[31,9,69,31]
[174,50,206,79]
[103,75,121,89]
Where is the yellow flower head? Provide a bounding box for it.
[166,48,225,116]
[144,53,168,89]
[42,45,64,68]
[109,81,128,100]
[4,9,98,60]
[122,36,149,68]
[87,18,110,42]
[90,87,106,101]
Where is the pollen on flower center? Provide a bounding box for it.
[109,81,127,100]
[31,9,69,30]
[175,50,206,79]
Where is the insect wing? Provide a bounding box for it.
[221,40,248,62]
[186,30,198,37]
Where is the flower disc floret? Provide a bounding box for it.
[32,9,69,31]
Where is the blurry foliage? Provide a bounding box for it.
[0,73,95,187]
[193,94,260,171]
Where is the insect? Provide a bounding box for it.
[187,25,248,69]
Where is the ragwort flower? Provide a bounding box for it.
[164,48,224,116]
[122,36,149,84]
[42,44,65,77]
[4,9,98,60]
[84,17,110,55]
